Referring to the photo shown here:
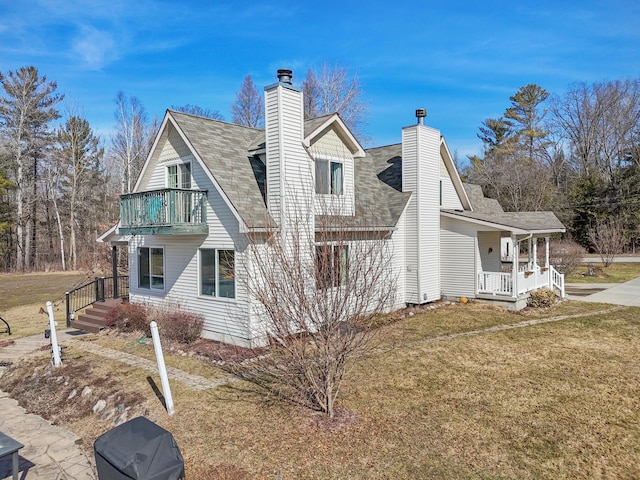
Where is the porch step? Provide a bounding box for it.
[70,298,126,334]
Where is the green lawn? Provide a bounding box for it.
[2,272,640,478]
[566,262,640,283]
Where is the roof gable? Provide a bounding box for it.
[304,113,365,158]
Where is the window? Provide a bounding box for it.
[168,163,192,222]
[138,247,164,290]
[200,249,235,298]
[167,163,191,189]
[315,159,343,195]
[315,245,348,289]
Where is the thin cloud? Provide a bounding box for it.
[72,25,117,70]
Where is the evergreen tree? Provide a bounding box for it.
[0,66,62,270]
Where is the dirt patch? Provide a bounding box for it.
[0,352,150,430]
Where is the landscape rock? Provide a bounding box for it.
[93,399,107,413]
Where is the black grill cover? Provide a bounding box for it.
[94,416,185,480]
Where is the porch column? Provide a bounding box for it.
[528,236,533,269]
[532,237,538,269]
[544,237,550,267]
[511,233,518,298]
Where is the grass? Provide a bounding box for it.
[0,271,91,337]
[566,262,640,283]
[2,272,640,478]
[0,270,91,310]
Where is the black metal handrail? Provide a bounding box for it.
[65,275,129,327]
[0,316,10,335]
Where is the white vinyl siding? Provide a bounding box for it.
[440,216,477,298]
[264,83,311,225]
[390,210,407,308]
[402,124,441,304]
[477,231,502,273]
[310,128,355,216]
[440,177,463,210]
[127,130,257,346]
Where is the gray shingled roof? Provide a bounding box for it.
[170,111,410,230]
[448,183,565,233]
[356,144,411,228]
[168,111,562,234]
[442,209,565,233]
[169,111,269,227]
[462,184,504,213]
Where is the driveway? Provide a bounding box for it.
[570,276,640,307]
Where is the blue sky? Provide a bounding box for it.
[1,0,639,159]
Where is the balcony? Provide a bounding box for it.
[119,188,208,235]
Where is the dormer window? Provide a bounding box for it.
[315,158,343,195]
[167,162,191,189]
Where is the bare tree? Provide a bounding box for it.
[467,115,556,212]
[231,75,264,128]
[110,92,156,193]
[240,198,396,418]
[587,217,628,267]
[56,115,104,270]
[302,63,368,139]
[171,104,224,120]
[0,66,62,271]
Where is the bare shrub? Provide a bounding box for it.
[587,217,628,267]
[239,195,396,418]
[527,288,557,308]
[154,308,204,344]
[549,238,585,276]
[104,303,149,333]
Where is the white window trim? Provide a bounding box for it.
[137,246,165,292]
[314,154,346,196]
[166,161,192,189]
[198,248,236,301]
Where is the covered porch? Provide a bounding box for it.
[441,208,566,309]
[477,233,565,306]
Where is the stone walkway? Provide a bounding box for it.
[0,329,237,479]
[0,391,95,479]
[69,340,237,391]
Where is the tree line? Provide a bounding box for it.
[0,64,366,272]
[464,80,640,254]
[3,63,634,274]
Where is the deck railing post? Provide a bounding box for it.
[65,291,71,327]
[112,245,119,299]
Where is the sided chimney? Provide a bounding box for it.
[277,69,293,85]
[416,108,427,125]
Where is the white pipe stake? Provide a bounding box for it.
[46,301,62,367]
[150,321,174,415]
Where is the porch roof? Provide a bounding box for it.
[97,222,130,245]
[441,209,566,235]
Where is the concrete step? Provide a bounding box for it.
[69,318,103,334]
[76,311,107,324]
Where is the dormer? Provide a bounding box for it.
[304,113,365,216]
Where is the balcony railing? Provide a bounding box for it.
[119,188,208,235]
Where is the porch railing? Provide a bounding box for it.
[65,275,129,327]
[550,266,565,298]
[478,271,512,295]
[478,265,564,298]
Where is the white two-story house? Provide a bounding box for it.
[104,69,565,347]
